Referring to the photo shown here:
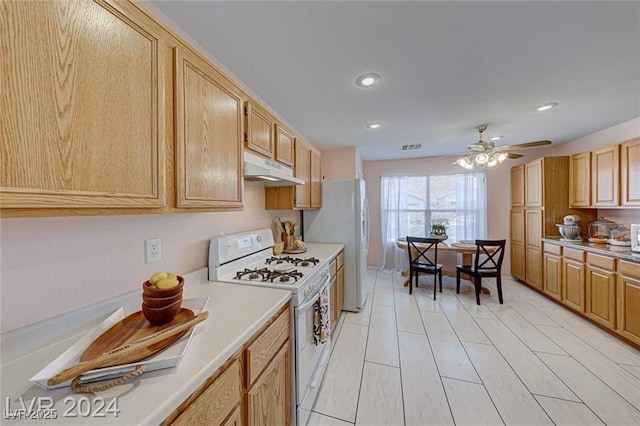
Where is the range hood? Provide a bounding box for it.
[244,151,304,186]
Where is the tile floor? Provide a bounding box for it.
[309,269,640,425]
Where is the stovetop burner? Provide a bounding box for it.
[234,267,270,281]
[266,270,304,283]
[265,256,320,267]
[234,267,304,284]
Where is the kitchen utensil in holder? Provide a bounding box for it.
[283,233,295,250]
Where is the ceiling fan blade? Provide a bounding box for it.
[499,140,552,150]
[506,152,524,159]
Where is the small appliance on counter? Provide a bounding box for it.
[556,214,582,241]
[588,217,618,244]
[608,225,631,246]
[631,224,640,253]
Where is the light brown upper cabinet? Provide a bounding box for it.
[510,165,525,207]
[310,149,322,208]
[621,137,640,206]
[174,46,243,208]
[294,139,312,209]
[245,100,275,159]
[275,124,295,167]
[525,158,543,207]
[569,152,591,207]
[592,144,620,207]
[265,137,321,210]
[1,0,169,213]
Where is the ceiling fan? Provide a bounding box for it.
[454,124,552,169]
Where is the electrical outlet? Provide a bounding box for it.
[145,238,161,263]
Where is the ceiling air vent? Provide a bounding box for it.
[401,144,422,151]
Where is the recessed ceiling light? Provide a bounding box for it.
[356,73,381,88]
[366,122,383,129]
[490,136,503,141]
[535,102,558,112]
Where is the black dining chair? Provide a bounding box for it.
[406,237,443,299]
[456,239,506,305]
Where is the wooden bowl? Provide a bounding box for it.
[142,275,184,298]
[141,292,183,308]
[142,299,182,325]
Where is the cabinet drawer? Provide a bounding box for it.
[564,248,585,262]
[618,260,640,279]
[246,307,289,386]
[330,258,338,278]
[587,253,615,271]
[543,243,562,256]
[171,359,241,425]
[337,250,344,270]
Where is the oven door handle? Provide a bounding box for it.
[295,274,330,314]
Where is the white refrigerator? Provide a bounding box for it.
[303,179,369,312]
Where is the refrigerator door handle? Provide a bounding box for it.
[364,197,370,253]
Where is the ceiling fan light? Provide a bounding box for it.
[457,157,474,169]
[475,153,489,164]
[487,156,499,167]
[497,152,508,162]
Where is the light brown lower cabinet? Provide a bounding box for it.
[585,254,617,329]
[536,242,640,349]
[164,306,290,426]
[169,359,242,425]
[329,250,345,334]
[247,343,290,426]
[617,260,640,346]
[543,244,562,300]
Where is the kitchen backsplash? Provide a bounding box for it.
[0,185,298,333]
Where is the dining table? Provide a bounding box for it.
[396,238,492,295]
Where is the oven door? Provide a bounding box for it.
[295,273,331,425]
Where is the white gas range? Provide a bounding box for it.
[209,229,340,426]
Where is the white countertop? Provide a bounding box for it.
[0,268,291,424]
[298,242,344,264]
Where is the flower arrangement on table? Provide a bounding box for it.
[430,218,449,240]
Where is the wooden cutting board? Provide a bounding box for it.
[80,308,194,367]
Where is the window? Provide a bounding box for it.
[380,173,487,270]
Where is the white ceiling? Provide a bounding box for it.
[149,1,640,161]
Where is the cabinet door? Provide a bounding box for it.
[275,124,295,167]
[617,263,640,345]
[245,101,275,159]
[569,152,592,207]
[525,209,543,289]
[510,165,525,207]
[329,275,338,333]
[543,253,562,300]
[337,265,345,314]
[585,266,616,328]
[510,209,526,281]
[171,360,241,425]
[562,259,585,312]
[592,145,620,207]
[621,137,640,206]
[247,343,290,426]
[175,46,243,208]
[310,150,322,208]
[294,140,311,209]
[525,159,543,207]
[1,0,167,210]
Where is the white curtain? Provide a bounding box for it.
[379,173,487,271]
[455,173,488,242]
